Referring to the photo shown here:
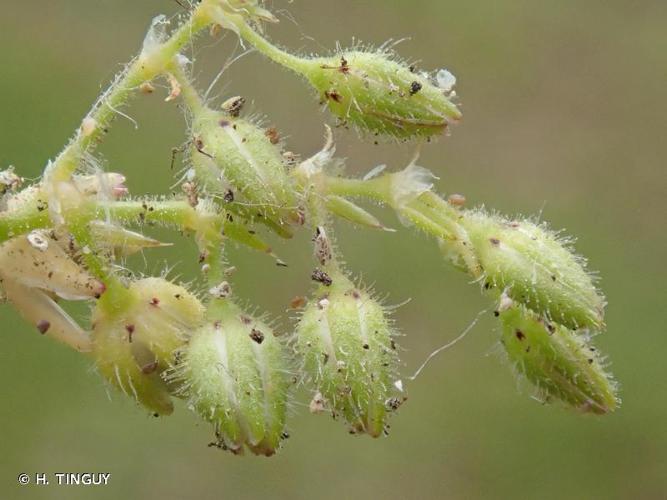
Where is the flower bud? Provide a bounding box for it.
[299,51,461,140]
[296,271,399,437]
[175,302,290,456]
[497,299,618,414]
[191,107,301,225]
[459,211,605,330]
[91,278,204,415]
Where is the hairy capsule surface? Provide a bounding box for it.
[498,302,618,414]
[300,51,461,140]
[191,107,301,226]
[176,301,290,456]
[296,271,399,437]
[91,278,204,415]
[460,211,605,330]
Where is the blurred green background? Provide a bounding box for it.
[1,1,665,499]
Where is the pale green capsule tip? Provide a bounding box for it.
[498,302,618,415]
[299,50,461,140]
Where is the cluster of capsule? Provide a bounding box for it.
[0,0,618,457]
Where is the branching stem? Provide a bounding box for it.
[44,3,214,184]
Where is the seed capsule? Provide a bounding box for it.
[498,301,618,414]
[175,302,290,456]
[296,271,398,437]
[0,231,105,300]
[300,51,461,140]
[459,211,605,330]
[91,278,204,415]
[191,107,301,226]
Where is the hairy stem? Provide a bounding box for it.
[44,4,213,184]
[0,209,50,242]
[168,63,208,116]
[233,19,309,73]
[324,173,481,277]
[96,199,200,229]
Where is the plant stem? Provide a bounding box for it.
[0,198,213,246]
[32,4,216,313]
[323,173,481,278]
[168,63,208,116]
[102,199,225,286]
[96,199,199,229]
[325,175,391,202]
[233,19,310,74]
[44,5,214,184]
[97,199,227,286]
[0,209,50,242]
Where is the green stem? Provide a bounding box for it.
[36,4,216,313]
[323,173,481,278]
[0,198,215,313]
[234,19,310,74]
[44,5,213,184]
[168,63,208,116]
[325,175,391,202]
[90,198,222,312]
[200,217,226,287]
[96,200,200,229]
[0,198,208,246]
[99,200,225,287]
[298,173,342,276]
[96,199,226,285]
[0,209,50,242]
[62,207,130,313]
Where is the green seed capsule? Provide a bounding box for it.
[231,18,460,140]
[498,301,618,414]
[296,272,399,437]
[191,106,301,226]
[459,211,605,330]
[176,301,290,456]
[299,51,461,140]
[91,278,204,415]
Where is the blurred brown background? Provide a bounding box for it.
[0,1,665,499]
